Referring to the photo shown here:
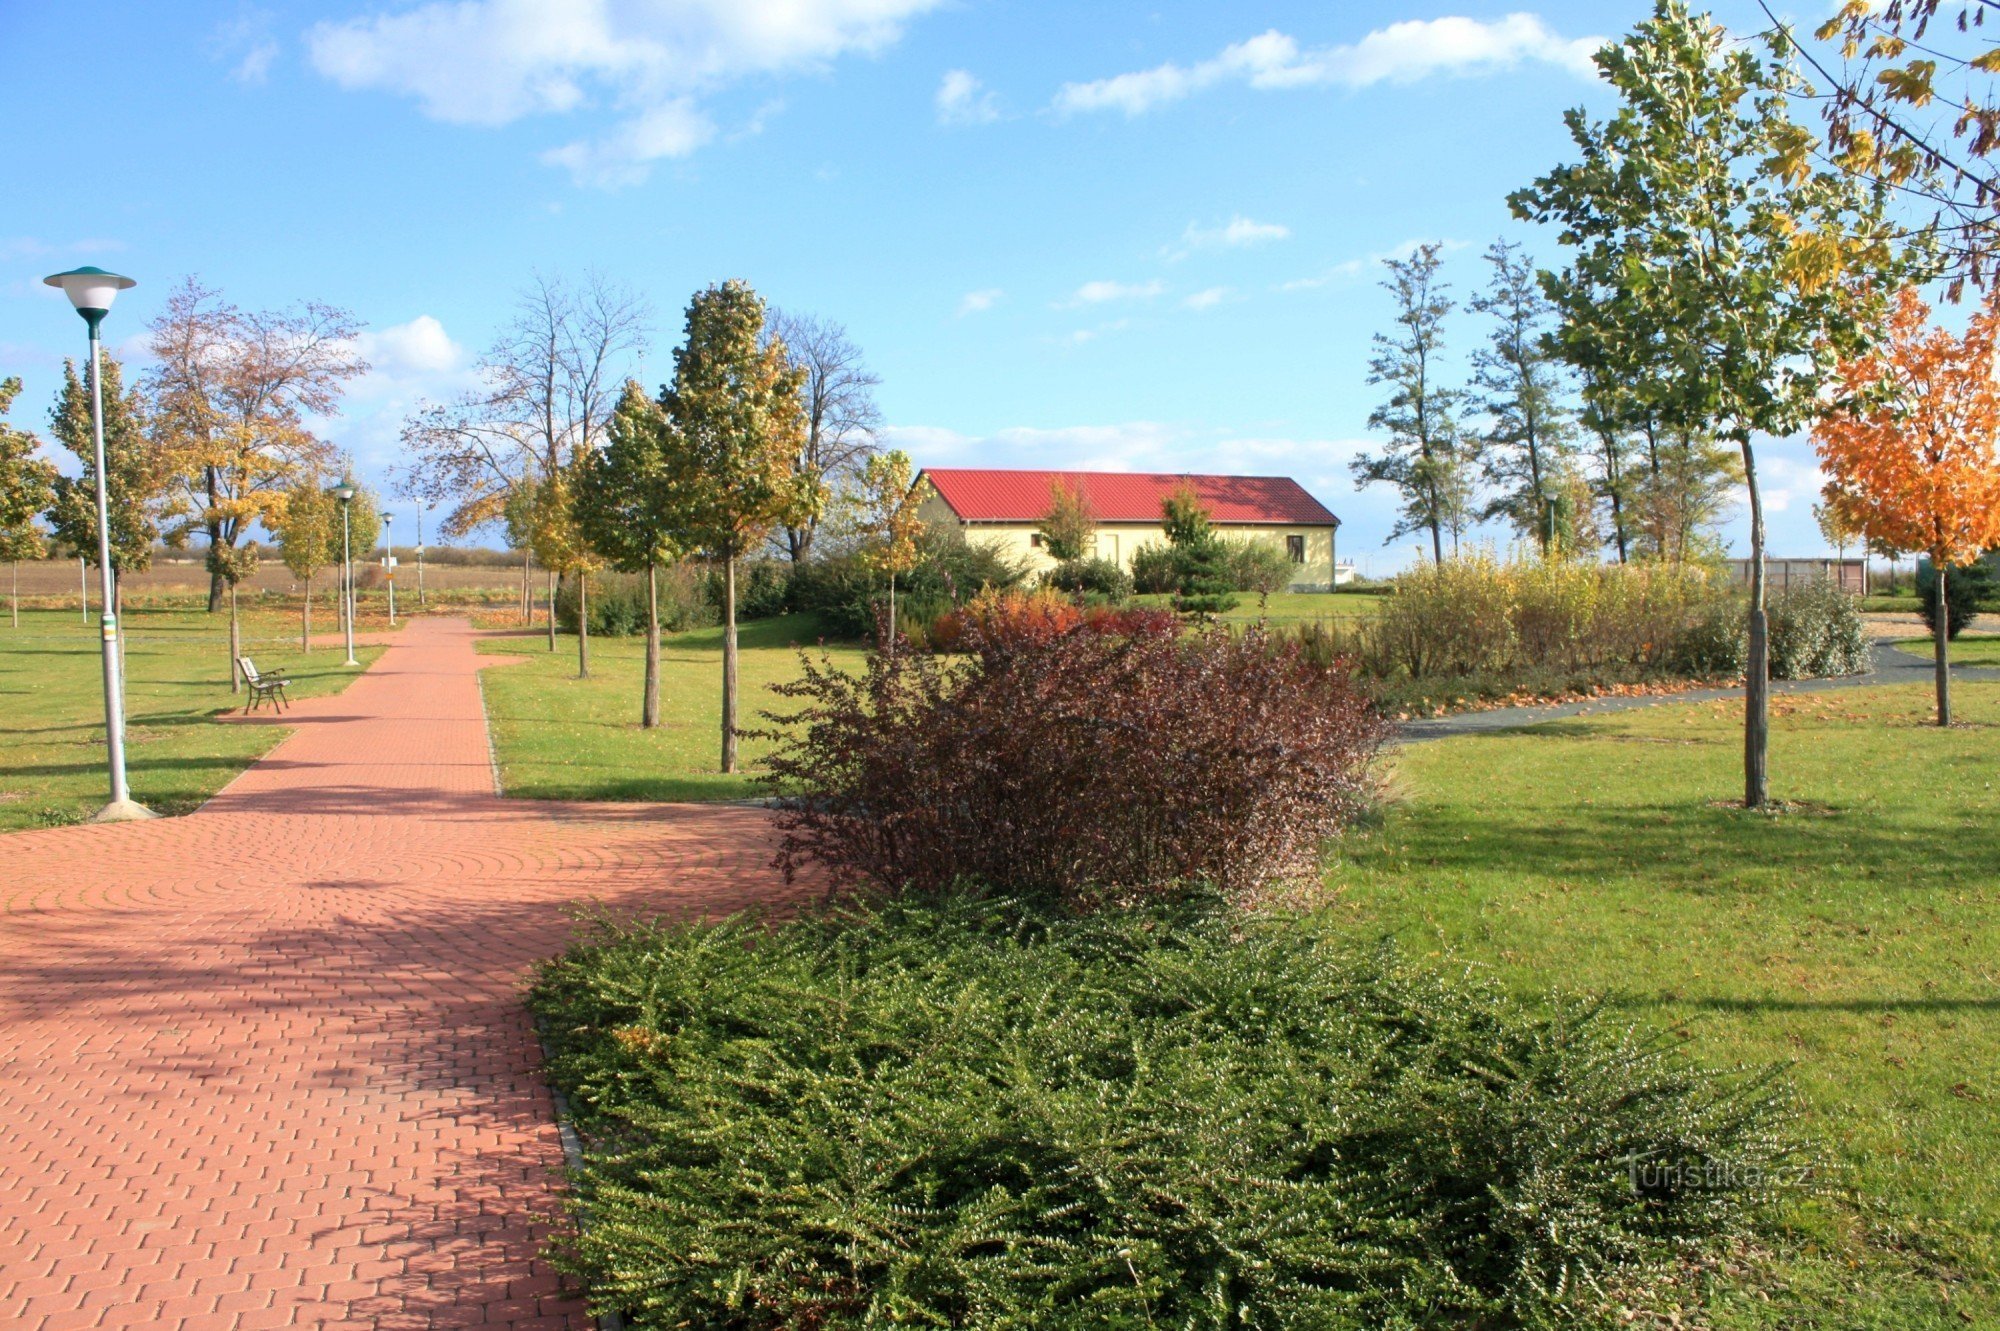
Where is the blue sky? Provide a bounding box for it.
[2,0,1847,567]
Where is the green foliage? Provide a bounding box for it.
[1130,541,1178,594]
[1472,239,1579,550]
[557,566,716,636]
[710,558,793,620]
[789,528,1025,638]
[269,474,337,583]
[0,377,55,563]
[1036,477,1096,562]
[334,478,381,562]
[1160,484,1214,548]
[1223,537,1295,594]
[1041,555,1132,602]
[1767,580,1871,679]
[532,894,1792,1330]
[1917,556,1995,640]
[46,355,165,574]
[577,380,687,575]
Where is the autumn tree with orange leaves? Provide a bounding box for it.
[1815,286,2000,726]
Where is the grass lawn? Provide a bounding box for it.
[1859,593,1922,613]
[476,612,866,803]
[1331,683,2000,1327]
[1132,588,1384,625]
[0,607,384,830]
[1893,635,2000,666]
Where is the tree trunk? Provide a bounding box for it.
[204,467,223,611]
[115,572,125,688]
[643,562,661,729]
[302,575,312,653]
[546,569,557,652]
[887,573,899,657]
[721,557,739,773]
[1934,561,1952,727]
[577,573,590,679]
[1429,520,1444,565]
[521,551,532,623]
[9,560,15,628]
[229,584,243,693]
[1740,437,1769,810]
[79,556,88,622]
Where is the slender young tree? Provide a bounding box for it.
[1037,477,1097,562]
[578,381,688,728]
[661,281,815,774]
[1471,240,1577,552]
[1815,286,2000,726]
[271,471,338,651]
[1513,0,1902,808]
[855,449,925,649]
[0,378,56,628]
[1576,367,1637,563]
[764,309,881,563]
[530,463,599,676]
[1353,243,1471,562]
[47,355,170,622]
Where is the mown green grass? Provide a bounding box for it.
[476,612,866,803]
[1893,635,2000,666]
[1331,683,2000,1328]
[0,607,384,830]
[1858,593,1921,613]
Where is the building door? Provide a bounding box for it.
[1098,533,1119,565]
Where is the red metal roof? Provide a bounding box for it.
[919,469,1339,527]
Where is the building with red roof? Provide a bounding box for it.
[915,468,1346,592]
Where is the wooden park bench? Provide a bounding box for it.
[238,657,292,714]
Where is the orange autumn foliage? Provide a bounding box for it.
[1814,286,2000,568]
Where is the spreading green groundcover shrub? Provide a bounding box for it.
[532,894,1794,1331]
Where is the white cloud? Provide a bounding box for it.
[2,237,127,262]
[1062,279,1165,307]
[212,7,279,84]
[935,69,1001,125]
[1183,286,1231,310]
[358,315,466,378]
[1164,215,1290,261]
[1061,318,1132,346]
[956,287,1004,316]
[307,0,947,185]
[1053,15,1602,117]
[1278,236,1467,291]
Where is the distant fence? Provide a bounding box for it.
[1724,558,1868,594]
[2,556,533,599]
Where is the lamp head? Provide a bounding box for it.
[43,267,137,327]
[332,483,356,503]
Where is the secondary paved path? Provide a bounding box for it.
[0,617,810,1331]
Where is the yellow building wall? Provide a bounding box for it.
[916,486,1340,593]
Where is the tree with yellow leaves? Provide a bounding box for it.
[856,449,925,651]
[1815,286,2000,726]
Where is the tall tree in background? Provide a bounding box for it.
[579,381,687,727]
[0,378,56,628]
[1471,240,1578,554]
[271,471,338,652]
[855,449,925,649]
[765,309,880,563]
[502,481,539,624]
[662,281,814,774]
[1514,0,1901,808]
[398,273,648,541]
[1037,476,1097,562]
[1815,286,2000,726]
[1354,244,1471,563]
[1575,367,1638,562]
[47,355,169,617]
[145,279,364,613]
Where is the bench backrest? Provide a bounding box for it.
[237,657,261,684]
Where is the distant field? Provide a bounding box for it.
[0,608,384,830]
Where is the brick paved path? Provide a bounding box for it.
[0,617,807,1330]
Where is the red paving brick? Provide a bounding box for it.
[0,617,810,1329]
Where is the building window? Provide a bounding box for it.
[1029,533,1044,548]
[1286,534,1305,564]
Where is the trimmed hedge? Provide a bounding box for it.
[532,894,1795,1331]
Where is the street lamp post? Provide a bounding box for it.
[383,512,396,626]
[44,267,153,823]
[333,483,358,667]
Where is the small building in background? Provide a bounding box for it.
[1725,558,1869,594]
[914,468,1342,592]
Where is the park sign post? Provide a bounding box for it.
[43,267,155,822]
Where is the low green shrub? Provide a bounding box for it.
[532,894,1795,1331]
[706,558,793,620]
[555,566,716,637]
[1916,556,1995,641]
[1224,537,1296,594]
[1767,579,1871,679]
[1130,541,1178,594]
[1042,556,1133,602]
[790,530,1025,639]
